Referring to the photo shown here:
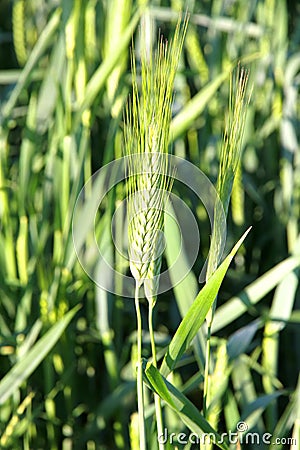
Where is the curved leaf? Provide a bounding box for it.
[160,228,251,377]
[144,362,230,450]
[0,305,80,405]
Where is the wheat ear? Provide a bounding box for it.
[125,15,188,296]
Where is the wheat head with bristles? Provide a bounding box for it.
[217,65,250,216]
[124,15,188,303]
[207,65,251,279]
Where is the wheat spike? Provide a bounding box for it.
[207,66,250,278]
[217,65,250,216]
[124,15,187,300]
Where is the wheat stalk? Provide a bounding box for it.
[124,13,188,450]
[203,66,251,443]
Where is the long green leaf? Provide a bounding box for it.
[164,203,206,369]
[227,320,260,360]
[272,375,300,449]
[170,69,230,140]
[170,51,262,141]
[160,228,251,377]
[144,362,230,450]
[231,356,264,432]
[73,7,141,127]
[0,305,80,405]
[241,391,284,425]
[1,9,61,120]
[212,256,300,333]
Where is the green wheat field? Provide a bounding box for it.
[0,1,299,449]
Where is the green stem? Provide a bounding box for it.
[203,319,212,418]
[203,304,215,450]
[134,282,146,450]
[148,300,164,450]
[203,258,218,419]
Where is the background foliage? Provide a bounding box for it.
[0,0,299,449]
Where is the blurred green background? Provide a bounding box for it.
[0,0,299,449]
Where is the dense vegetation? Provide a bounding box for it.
[0,1,299,449]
